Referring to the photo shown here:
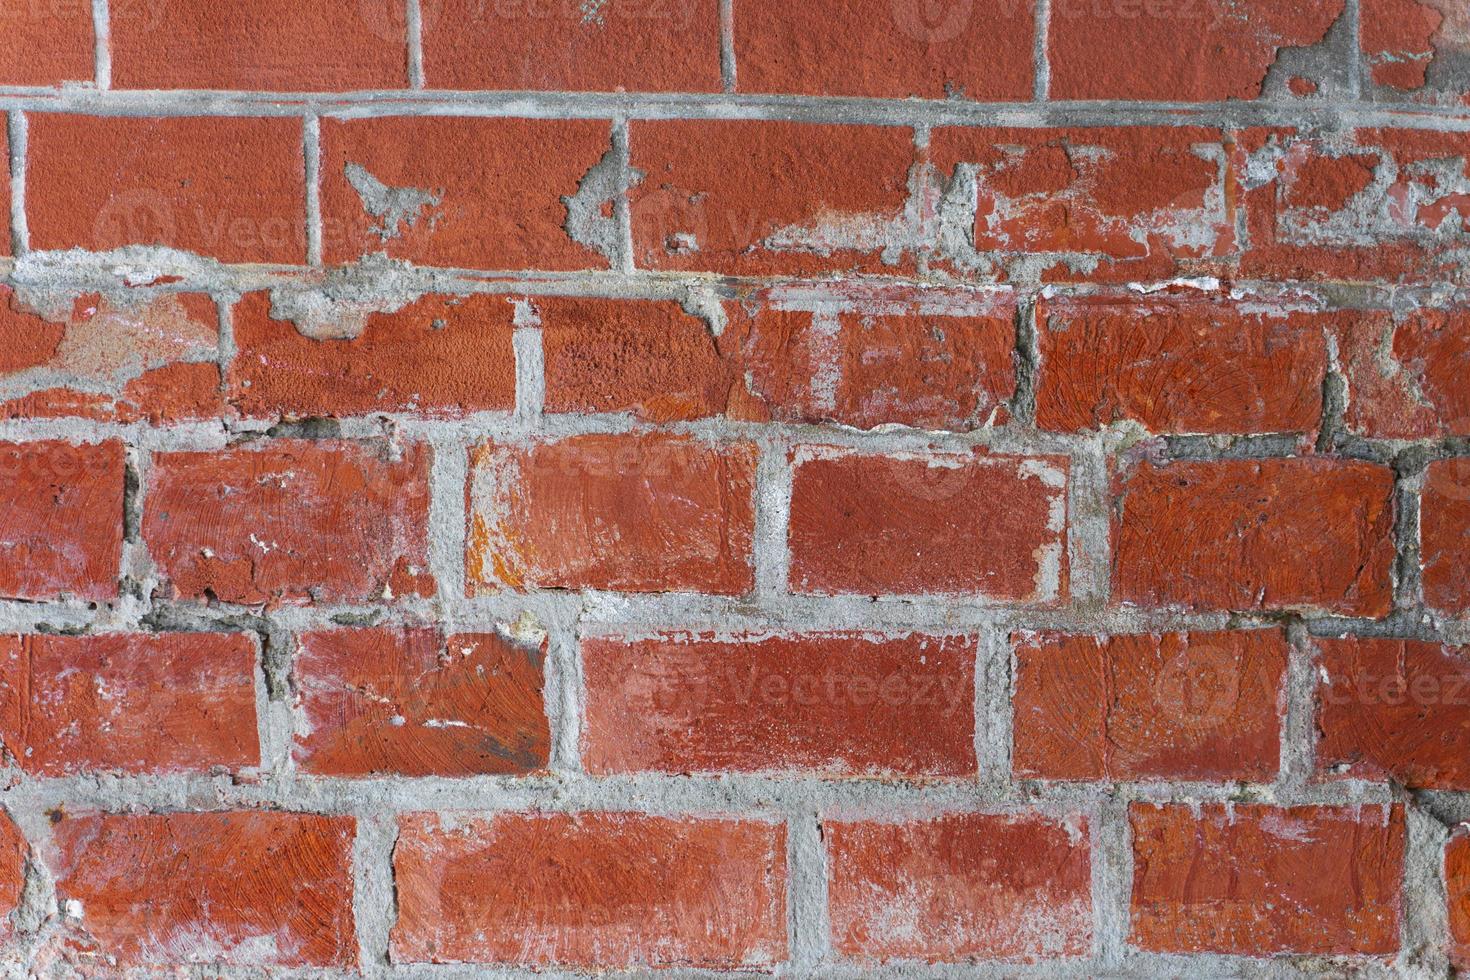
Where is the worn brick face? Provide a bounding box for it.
[467,435,756,594]
[1422,459,1470,613]
[0,440,124,602]
[293,627,549,777]
[0,633,257,776]
[27,115,306,264]
[826,813,1092,962]
[582,632,976,778]
[1452,830,1470,971]
[1013,630,1287,782]
[392,812,787,967]
[0,809,23,941]
[1129,803,1405,955]
[1316,637,1470,789]
[228,291,517,419]
[51,811,357,969]
[1112,458,1396,616]
[144,440,433,605]
[1339,309,1470,438]
[0,0,93,86]
[788,450,1067,600]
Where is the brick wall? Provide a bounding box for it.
[0,0,1468,975]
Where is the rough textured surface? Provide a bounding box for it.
[788,449,1067,599]
[0,440,124,601]
[0,0,93,86]
[1316,637,1470,789]
[1013,630,1288,781]
[144,440,433,605]
[1129,803,1405,955]
[27,115,306,264]
[825,813,1092,962]
[468,435,757,594]
[391,812,787,967]
[1421,458,1470,613]
[293,627,548,777]
[1340,309,1470,438]
[51,811,356,969]
[0,810,24,941]
[1112,457,1396,616]
[1451,830,1470,970]
[320,116,612,270]
[1035,294,1329,434]
[734,0,1033,99]
[0,632,257,775]
[582,631,976,777]
[425,0,720,91]
[110,0,408,90]
[229,291,517,419]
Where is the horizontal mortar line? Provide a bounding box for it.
[2,88,1470,130]
[4,261,1470,309]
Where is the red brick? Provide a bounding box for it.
[1013,630,1287,782]
[0,0,93,86]
[424,0,719,91]
[788,449,1067,600]
[1112,458,1395,616]
[1422,459,1470,613]
[1316,637,1470,789]
[0,633,256,776]
[467,435,756,594]
[144,440,433,605]
[51,811,356,969]
[826,812,1091,962]
[1049,0,1343,100]
[228,291,516,419]
[293,627,549,777]
[539,297,737,422]
[582,631,976,777]
[1035,294,1329,434]
[0,440,123,601]
[1361,0,1445,90]
[0,809,23,941]
[734,0,1032,99]
[628,120,917,276]
[1129,803,1404,955]
[1239,129,1470,284]
[27,115,306,265]
[110,0,407,90]
[929,127,1233,281]
[320,117,612,270]
[0,125,8,258]
[1340,309,1470,438]
[1451,829,1470,971]
[728,290,1017,430]
[0,289,223,422]
[392,812,786,967]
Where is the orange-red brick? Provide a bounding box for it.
[27,115,306,264]
[1340,309,1470,438]
[1112,458,1395,616]
[1129,803,1405,955]
[228,292,516,419]
[582,631,976,778]
[1013,630,1287,782]
[320,117,612,270]
[392,812,787,967]
[51,811,356,969]
[293,627,548,777]
[0,440,124,601]
[144,440,433,605]
[826,812,1092,962]
[0,809,23,942]
[467,435,756,594]
[0,632,257,776]
[1451,829,1470,971]
[1422,459,1470,613]
[0,0,93,86]
[788,450,1067,600]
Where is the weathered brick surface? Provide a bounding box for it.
[51,811,357,969]
[1452,829,1470,970]
[0,633,257,776]
[392,812,787,967]
[826,812,1092,962]
[0,810,23,941]
[144,440,434,605]
[1013,630,1288,782]
[1422,459,1470,613]
[293,627,548,777]
[1129,803,1406,955]
[582,631,976,777]
[1112,458,1396,616]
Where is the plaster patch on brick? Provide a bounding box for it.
[344,163,442,245]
